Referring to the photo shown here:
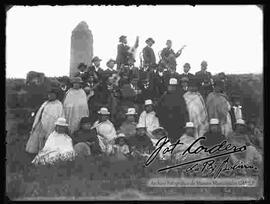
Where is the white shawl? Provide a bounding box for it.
[63,88,89,134]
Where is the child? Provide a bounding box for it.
[113,133,131,160]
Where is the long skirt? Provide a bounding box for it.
[25,122,48,154]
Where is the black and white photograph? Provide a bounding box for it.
[5,5,263,200]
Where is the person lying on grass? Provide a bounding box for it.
[72,117,102,157]
[32,118,75,165]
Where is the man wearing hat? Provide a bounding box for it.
[156,78,189,143]
[138,99,160,135]
[142,38,156,69]
[201,118,227,148]
[206,79,233,137]
[116,35,130,70]
[195,61,213,99]
[92,107,117,154]
[26,87,64,154]
[88,56,103,79]
[119,108,138,138]
[183,79,209,139]
[74,63,89,81]
[160,40,186,71]
[180,63,195,82]
[63,77,89,134]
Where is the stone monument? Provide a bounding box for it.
[69,21,93,77]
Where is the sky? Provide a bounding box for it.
[6,5,263,78]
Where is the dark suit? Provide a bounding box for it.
[195,70,213,99]
[116,43,130,69]
[160,47,180,70]
[180,72,195,82]
[142,46,156,67]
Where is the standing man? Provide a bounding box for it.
[156,78,189,143]
[160,40,185,71]
[116,35,130,70]
[195,60,213,99]
[180,63,195,82]
[142,38,156,70]
[89,56,103,79]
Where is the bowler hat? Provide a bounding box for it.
[119,35,127,42]
[80,117,91,125]
[126,108,137,115]
[55,117,69,127]
[92,56,102,62]
[210,118,219,125]
[106,59,116,67]
[169,78,178,85]
[146,38,155,44]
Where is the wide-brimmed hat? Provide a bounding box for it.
[169,78,178,85]
[47,87,60,95]
[106,59,116,66]
[77,63,87,69]
[136,123,146,129]
[152,127,168,137]
[126,108,137,115]
[185,122,195,128]
[70,77,83,84]
[98,107,110,115]
[119,35,127,42]
[145,37,155,44]
[210,118,219,125]
[92,56,102,63]
[236,119,246,126]
[145,99,153,106]
[80,117,91,125]
[55,117,69,127]
[115,135,128,145]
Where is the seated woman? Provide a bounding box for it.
[72,117,102,157]
[137,99,160,136]
[92,107,117,155]
[119,108,138,138]
[128,124,155,159]
[32,118,75,165]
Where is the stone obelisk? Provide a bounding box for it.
[69,21,93,77]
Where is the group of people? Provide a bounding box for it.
[25,35,263,168]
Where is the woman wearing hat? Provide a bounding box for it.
[32,118,75,165]
[201,118,227,148]
[92,107,117,154]
[137,99,160,135]
[26,87,64,154]
[206,80,233,137]
[156,78,189,143]
[63,77,89,134]
[119,108,138,138]
[142,38,156,69]
[183,79,209,139]
[72,117,102,156]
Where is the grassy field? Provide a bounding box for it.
[5,74,264,200]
